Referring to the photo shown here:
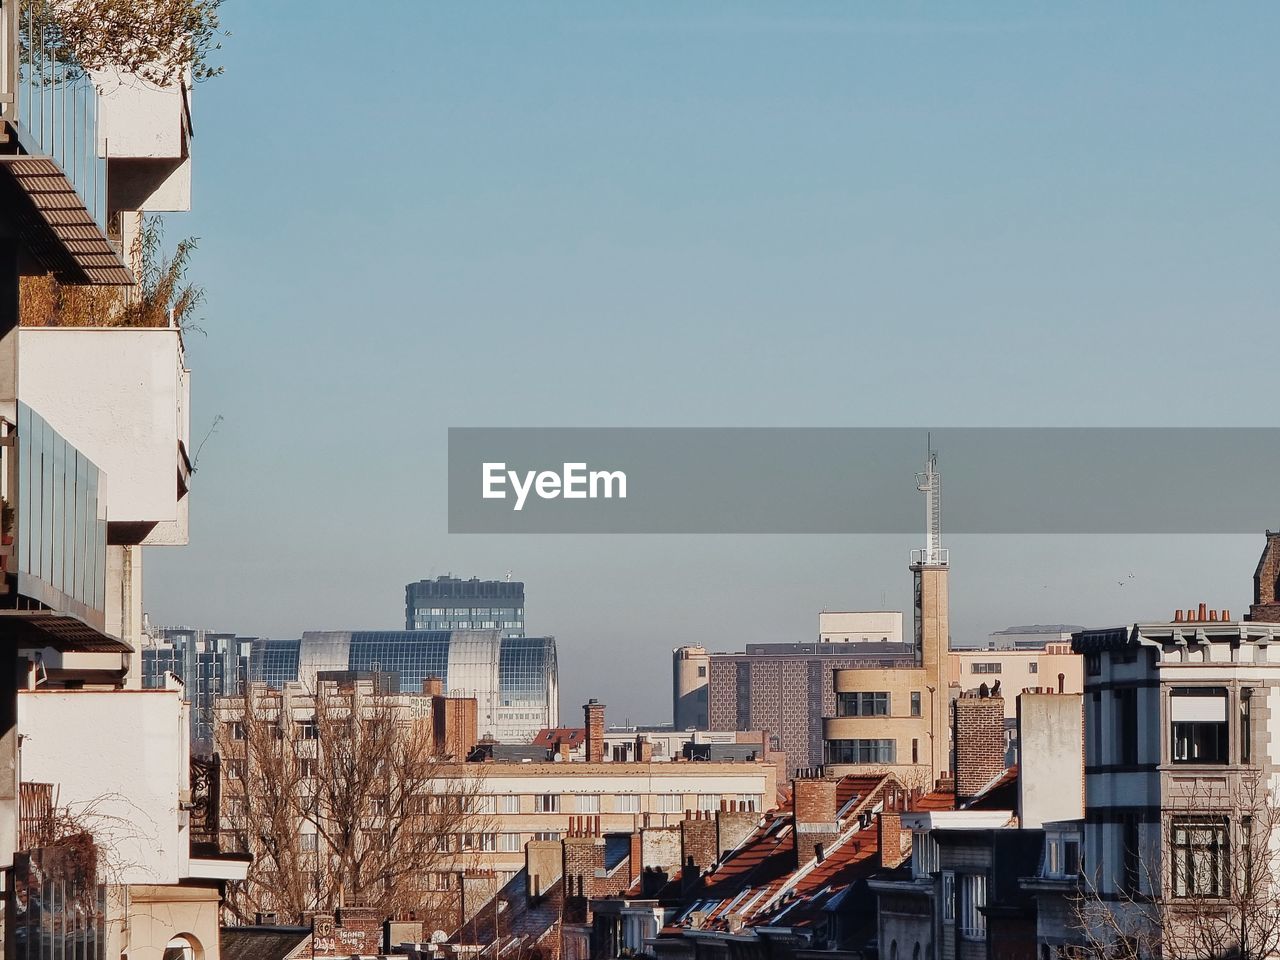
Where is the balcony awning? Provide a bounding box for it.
[0,610,132,652]
[0,154,131,285]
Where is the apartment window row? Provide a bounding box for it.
[825,739,896,765]
[836,691,890,717]
[1092,685,1254,767]
[970,663,1002,675]
[476,792,744,814]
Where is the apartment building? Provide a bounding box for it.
[214,686,776,938]
[142,627,256,751]
[0,9,245,960]
[949,639,1083,720]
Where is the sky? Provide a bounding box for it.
[145,2,1280,724]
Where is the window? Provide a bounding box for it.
[836,692,890,716]
[1085,653,1101,677]
[296,720,317,740]
[1171,688,1229,764]
[533,831,561,841]
[476,795,497,815]
[1242,688,1253,764]
[1045,835,1082,878]
[499,794,520,814]
[971,662,1002,675]
[576,795,601,814]
[734,794,759,812]
[825,739,896,765]
[534,794,560,813]
[912,738,919,764]
[912,833,938,878]
[1028,662,1038,674]
[697,665,707,678]
[1120,817,1140,894]
[498,833,523,852]
[941,871,955,921]
[461,832,497,852]
[298,757,317,779]
[657,794,682,814]
[1172,818,1229,898]
[910,691,922,717]
[697,794,719,813]
[370,797,388,817]
[958,874,988,939]
[615,794,640,813]
[229,721,245,741]
[299,833,317,853]
[1116,687,1138,765]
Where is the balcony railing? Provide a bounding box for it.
[11,1,106,227]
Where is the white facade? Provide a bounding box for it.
[18,327,191,542]
[818,610,903,643]
[18,686,191,885]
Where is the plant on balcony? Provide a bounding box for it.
[20,0,225,86]
[19,217,207,333]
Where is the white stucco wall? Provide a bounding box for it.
[19,328,189,536]
[18,689,188,885]
[94,73,188,160]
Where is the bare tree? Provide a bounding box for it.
[1070,770,1280,960]
[216,679,489,929]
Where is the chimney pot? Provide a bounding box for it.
[1210,609,1218,622]
[1174,609,1184,622]
[1224,609,1231,621]
[1199,602,1208,621]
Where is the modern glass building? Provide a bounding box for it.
[141,627,255,752]
[234,629,557,744]
[405,576,525,637]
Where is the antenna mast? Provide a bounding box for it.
[914,436,946,566]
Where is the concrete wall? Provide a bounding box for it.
[18,328,189,540]
[1016,693,1083,828]
[18,689,188,885]
[819,611,903,643]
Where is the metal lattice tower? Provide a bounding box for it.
[914,444,946,566]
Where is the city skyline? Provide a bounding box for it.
[141,2,1279,721]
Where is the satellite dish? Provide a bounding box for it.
[431,931,448,944]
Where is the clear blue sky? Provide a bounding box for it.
[147,2,1280,723]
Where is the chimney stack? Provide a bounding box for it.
[953,693,1006,804]
[635,735,653,763]
[584,699,606,763]
[877,811,909,869]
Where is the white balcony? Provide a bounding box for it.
[95,72,192,213]
[18,326,191,545]
[17,685,190,885]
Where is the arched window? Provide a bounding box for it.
[913,943,921,960]
[890,940,898,960]
[164,934,204,960]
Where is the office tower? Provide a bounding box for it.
[141,627,254,751]
[406,575,525,636]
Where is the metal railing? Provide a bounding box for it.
[5,0,107,227]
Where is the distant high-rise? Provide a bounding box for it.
[405,575,525,637]
[141,627,255,752]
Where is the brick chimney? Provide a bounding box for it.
[792,777,840,866]
[953,693,1006,804]
[680,811,718,888]
[877,811,909,869]
[635,735,653,763]
[422,676,444,696]
[1249,531,1280,622]
[584,700,606,763]
[716,802,758,858]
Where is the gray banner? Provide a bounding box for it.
[447,428,1280,534]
